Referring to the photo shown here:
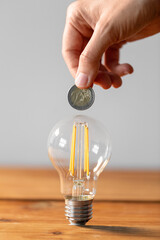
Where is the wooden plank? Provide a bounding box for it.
[0,168,160,201]
[0,200,160,240]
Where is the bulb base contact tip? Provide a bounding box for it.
[65,199,93,225]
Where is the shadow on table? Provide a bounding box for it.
[82,225,160,238]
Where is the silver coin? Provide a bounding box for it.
[68,85,95,110]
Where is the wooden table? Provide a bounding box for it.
[0,168,160,239]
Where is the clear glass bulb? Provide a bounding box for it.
[47,115,111,225]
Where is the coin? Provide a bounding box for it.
[68,85,95,110]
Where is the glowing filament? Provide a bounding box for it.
[69,124,76,176]
[84,125,89,176]
[69,123,89,177]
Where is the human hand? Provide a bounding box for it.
[62,0,160,89]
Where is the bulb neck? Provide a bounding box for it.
[65,198,93,225]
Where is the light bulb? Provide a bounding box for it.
[47,115,111,225]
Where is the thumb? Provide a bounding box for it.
[75,23,110,89]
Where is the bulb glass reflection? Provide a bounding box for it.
[48,115,111,224]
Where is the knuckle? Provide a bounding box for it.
[80,53,91,63]
[66,2,78,20]
[61,48,68,62]
[61,41,66,59]
[80,51,98,64]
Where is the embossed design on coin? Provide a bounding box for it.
[68,85,95,110]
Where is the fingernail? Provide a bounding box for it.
[75,73,89,87]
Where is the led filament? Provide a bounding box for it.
[69,123,89,177]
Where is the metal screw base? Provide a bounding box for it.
[65,199,93,225]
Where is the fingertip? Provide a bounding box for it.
[113,79,122,88]
[122,64,134,76]
[108,63,134,77]
[75,72,95,89]
[109,73,122,88]
[94,72,112,89]
[75,72,89,89]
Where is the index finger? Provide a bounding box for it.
[62,20,83,78]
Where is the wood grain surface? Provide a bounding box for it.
[0,168,160,201]
[0,200,160,240]
[0,168,160,240]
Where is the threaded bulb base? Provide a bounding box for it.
[65,199,93,225]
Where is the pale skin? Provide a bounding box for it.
[62,0,160,89]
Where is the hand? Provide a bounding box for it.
[62,0,160,89]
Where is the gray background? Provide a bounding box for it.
[0,0,159,169]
